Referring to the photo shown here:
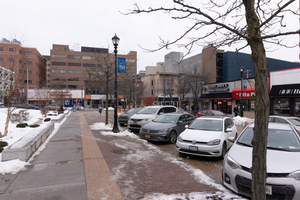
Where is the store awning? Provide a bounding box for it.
[232,88,255,99]
[199,93,232,100]
[269,84,300,98]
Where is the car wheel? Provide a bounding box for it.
[169,131,177,144]
[220,143,226,159]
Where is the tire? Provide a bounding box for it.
[220,143,227,159]
[168,131,177,144]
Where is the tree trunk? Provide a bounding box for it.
[244,1,270,199]
[3,107,13,137]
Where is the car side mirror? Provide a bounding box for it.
[228,136,235,143]
[226,128,233,132]
[185,125,189,128]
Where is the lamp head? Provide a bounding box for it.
[112,34,120,46]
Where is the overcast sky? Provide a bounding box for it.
[1,0,299,72]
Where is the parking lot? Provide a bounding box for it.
[104,110,245,183]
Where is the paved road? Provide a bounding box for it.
[102,109,245,183]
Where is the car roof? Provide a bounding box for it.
[247,122,294,130]
[269,115,299,119]
[143,105,176,108]
[198,116,228,120]
[162,112,191,116]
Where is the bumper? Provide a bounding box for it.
[176,141,222,157]
[223,162,300,200]
[140,132,169,142]
[128,121,150,131]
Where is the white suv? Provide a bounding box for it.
[128,105,177,132]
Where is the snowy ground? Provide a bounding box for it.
[0,107,249,199]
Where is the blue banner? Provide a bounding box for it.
[243,79,247,88]
[118,58,126,74]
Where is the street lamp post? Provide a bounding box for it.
[24,62,28,104]
[132,76,135,108]
[112,34,120,133]
[240,67,244,117]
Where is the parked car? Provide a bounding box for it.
[176,116,237,158]
[196,110,232,118]
[140,113,196,143]
[14,103,39,110]
[222,122,300,199]
[46,104,60,110]
[128,105,178,132]
[269,115,300,134]
[118,107,143,126]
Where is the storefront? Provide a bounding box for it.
[232,88,256,113]
[269,84,300,116]
[200,82,234,114]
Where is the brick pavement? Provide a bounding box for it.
[82,111,220,200]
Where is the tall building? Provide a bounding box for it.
[49,44,137,108]
[0,38,47,90]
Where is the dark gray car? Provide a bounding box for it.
[140,113,195,144]
[118,107,143,126]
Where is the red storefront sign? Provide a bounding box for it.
[232,88,255,99]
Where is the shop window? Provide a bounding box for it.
[274,98,290,115]
[295,99,300,116]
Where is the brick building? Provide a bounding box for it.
[0,39,46,97]
[49,44,137,108]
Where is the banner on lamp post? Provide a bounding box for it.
[118,57,126,77]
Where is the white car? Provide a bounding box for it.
[176,116,237,158]
[269,115,300,134]
[128,105,177,132]
[223,122,300,199]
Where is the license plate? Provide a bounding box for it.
[189,146,198,151]
[266,185,272,195]
[133,121,137,124]
[145,135,150,138]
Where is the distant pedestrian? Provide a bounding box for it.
[182,104,186,111]
[196,104,199,113]
[234,105,239,117]
[191,104,194,113]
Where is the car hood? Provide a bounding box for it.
[130,114,157,120]
[180,129,223,142]
[229,144,300,173]
[142,122,175,130]
[119,113,132,117]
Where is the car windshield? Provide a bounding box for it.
[127,108,143,114]
[237,127,300,151]
[188,119,223,131]
[288,118,300,126]
[137,107,159,114]
[153,115,178,123]
[212,110,225,115]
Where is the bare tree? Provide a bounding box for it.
[177,74,190,108]
[129,1,299,199]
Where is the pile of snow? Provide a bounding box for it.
[0,108,68,174]
[233,116,253,126]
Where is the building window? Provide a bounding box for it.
[24,52,32,56]
[9,48,13,52]
[274,98,290,115]
[82,56,95,60]
[295,99,300,116]
[52,54,66,58]
[83,63,96,67]
[52,70,66,73]
[67,62,81,66]
[52,77,66,81]
[24,80,32,84]
[0,58,3,61]
[51,62,66,66]
[24,70,32,74]
[67,78,81,81]
[0,47,3,51]
[151,90,154,95]
[24,61,32,65]
[151,80,154,86]
[68,55,81,59]
[68,70,81,74]
[9,58,13,62]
